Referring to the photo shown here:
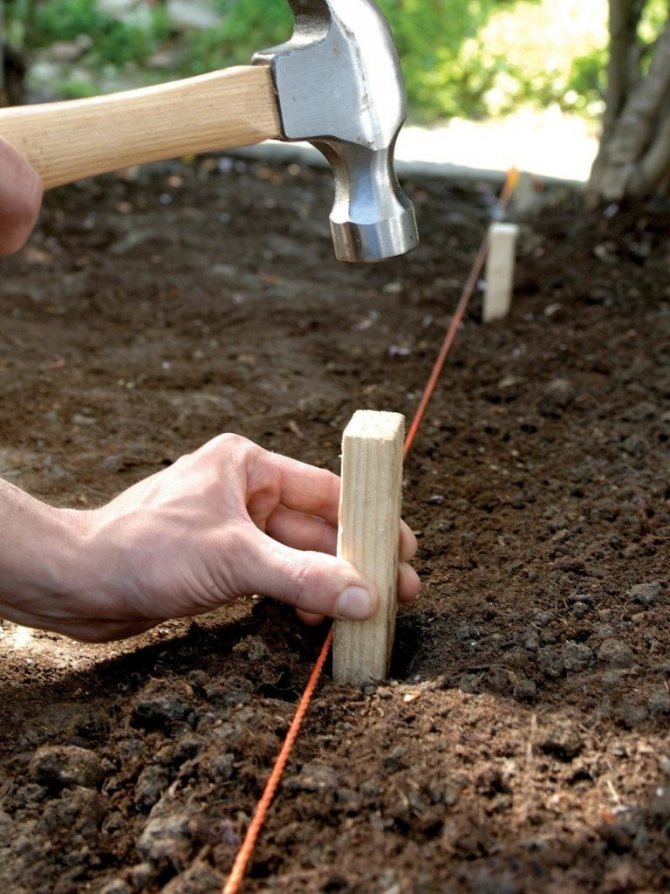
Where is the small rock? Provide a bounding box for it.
[628,580,664,606]
[597,638,635,668]
[513,677,537,703]
[383,747,408,773]
[137,812,199,867]
[30,745,105,791]
[284,761,339,794]
[131,690,193,729]
[539,378,575,417]
[523,630,540,651]
[458,673,483,694]
[562,641,594,673]
[155,734,202,769]
[209,753,235,782]
[232,635,270,661]
[571,601,590,619]
[537,647,563,679]
[648,689,670,716]
[616,700,648,728]
[72,413,96,426]
[534,610,555,627]
[42,786,107,837]
[539,728,583,762]
[102,453,127,473]
[135,765,170,813]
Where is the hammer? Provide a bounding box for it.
[0,0,418,263]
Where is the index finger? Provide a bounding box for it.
[254,450,341,526]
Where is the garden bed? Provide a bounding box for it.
[0,157,668,893]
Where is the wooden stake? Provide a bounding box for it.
[483,222,520,323]
[333,410,405,686]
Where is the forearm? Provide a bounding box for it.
[0,479,84,628]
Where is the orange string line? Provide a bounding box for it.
[222,168,519,894]
[404,167,519,458]
[222,627,333,894]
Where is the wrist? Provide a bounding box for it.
[0,482,91,628]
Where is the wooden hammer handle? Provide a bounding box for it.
[0,65,280,189]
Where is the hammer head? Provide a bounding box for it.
[253,0,419,263]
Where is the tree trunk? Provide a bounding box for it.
[587,0,670,205]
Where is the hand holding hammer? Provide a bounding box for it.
[0,0,419,262]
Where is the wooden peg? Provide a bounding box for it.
[333,410,405,686]
[483,222,520,323]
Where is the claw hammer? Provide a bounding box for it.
[0,0,419,263]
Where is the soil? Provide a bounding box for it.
[0,156,669,894]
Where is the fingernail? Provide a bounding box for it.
[335,586,374,620]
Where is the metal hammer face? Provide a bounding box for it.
[254,0,419,263]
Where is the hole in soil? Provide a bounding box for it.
[390,611,444,680]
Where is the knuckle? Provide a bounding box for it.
[290,557,326,611]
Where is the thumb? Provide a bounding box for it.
[231,526,378,620]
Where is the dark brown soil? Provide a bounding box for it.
[0,157,669,894]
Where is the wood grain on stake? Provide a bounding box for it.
[0,66,280,189]
[333,410,405,686]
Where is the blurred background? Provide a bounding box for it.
[2,1,669,199]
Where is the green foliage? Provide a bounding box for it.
[3,0,618,120]
[22,0,170,67]
[182,0,292,75]
[378,0,502,119]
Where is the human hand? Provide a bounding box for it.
[0,138,42,255]
[8,434,419,642]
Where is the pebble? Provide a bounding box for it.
[134,765,170,812]
[513,677,537,703]
[539,378,575,417]
[597,638,635,668]
[209,753,235,782]
[155,734,202,769]
[131,691,193,729]
[534,610,555,627]
[571,601,590,619]
[562,641,594,673]
[30,745,106,791]
[648,689,670,716]
[231,635,270,661]
[284,761,339,794]
[537,647,563,679]
[136,812,199,866]
[628,580,664,606]
[523,630,539,652]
